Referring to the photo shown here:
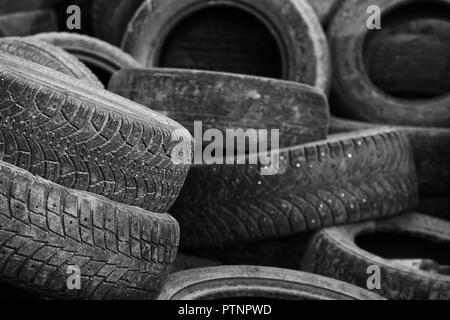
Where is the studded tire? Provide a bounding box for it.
[171,128,418,247]
[0,52,192,213]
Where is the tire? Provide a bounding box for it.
[301,213,450,300]
[121,0,331,93]
[0,10,57,37]
[171,127,418,247]
[92,0,144,46]
[366,34,450,98]
[32,32,143,86]
[0,52,192,213]
[329,117,450,197]
[329,0,450,127]
[157,266,385,300]
[171,254,221,273]
[417,197,450,221]
[108,68,329,148]
[0,160,180,299]
[0,0,62,15]
[0,37,103,88]
[306,0,342,25]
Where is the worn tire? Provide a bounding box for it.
[0,52,192,213]
[329,117,450,196]
[32,33,143,86]
[158,266,385,300]
[0,37,103,88]
[0,160,180,299]
[329,0,450,127]
[0,10,57,37]
[109,68,329,148]
[307,0,342,25]
[301,213,450,300]
[171,128,418,247]
[366,34,450,98]
[121,0,330,93]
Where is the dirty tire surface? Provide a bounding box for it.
[0,10,57,37]
[32,32,143,85]
[171,128,418,247]
[158,266,385,300]
[329,0,450,127]
[0,53,192,213]
[121,0,330,93]
[301,213,450,300]
[109,68,329,147]
[0,37,103,88]
[0,160,180,299]
[329,117,450,196]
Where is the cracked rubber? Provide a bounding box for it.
[0,37,103,88]
[0,10,57,37]
[120,0,330,93]
[329,0,450,127]
[366,34,450,98]
[301,213,450,300]
[108,68,329,148]
[329,117,450,197]
[170,127,418,247]
[158,266,385,300]
[0,160,180,299]
[0,52,192,213]
[32,33,143,86]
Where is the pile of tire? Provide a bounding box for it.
[0,0,447,300]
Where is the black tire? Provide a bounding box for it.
[301,213,450,300]
[108,68,329,148]
[0,10,57,37]
[0,37,103,88]
[306,0,342,25]
[0,0,62,15]
[329,117,450,197]
[0,52,192,213]
[32,32,143,86]
[0,160,180,299]
[417,197,450,221]
[329,0,450,127]
[158,266,385,300]
[92,0,144,46]
[171,127,418,247]
[121,0,330,93]
[171,254,221,273]
[366,34,450,99]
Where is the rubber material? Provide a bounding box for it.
[307,0,342,25]
[329,0,450,127]
[0,1,62,14]
[301,213,450,300]
[32,33,143,85]
[171,254,221,273]
[171,128,418,247]
[0,37,103,88]
[0,160,179,299]
[0,10,57,37]
[329,117,450,196]
[0,52,192,213]
[108,68,329,148]
[120,0,331,93]
[158,266,385,300]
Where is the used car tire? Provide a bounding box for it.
[157,266,385,300]
[108,68,329,148]
[120,0,330,92]
[307,0,342,25]
[171,128,418,247]
[0,10,57,37]
[32,32,143,86]
[0,160,180,299]
[0,37,103,88]
[301,213,450,300]
[0,52,192,213]
[329,0,450,127]
[329,117,450,197]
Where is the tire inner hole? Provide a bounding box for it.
[363,1,450,100]
[355,231,450,273]
[158,6,283,79]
